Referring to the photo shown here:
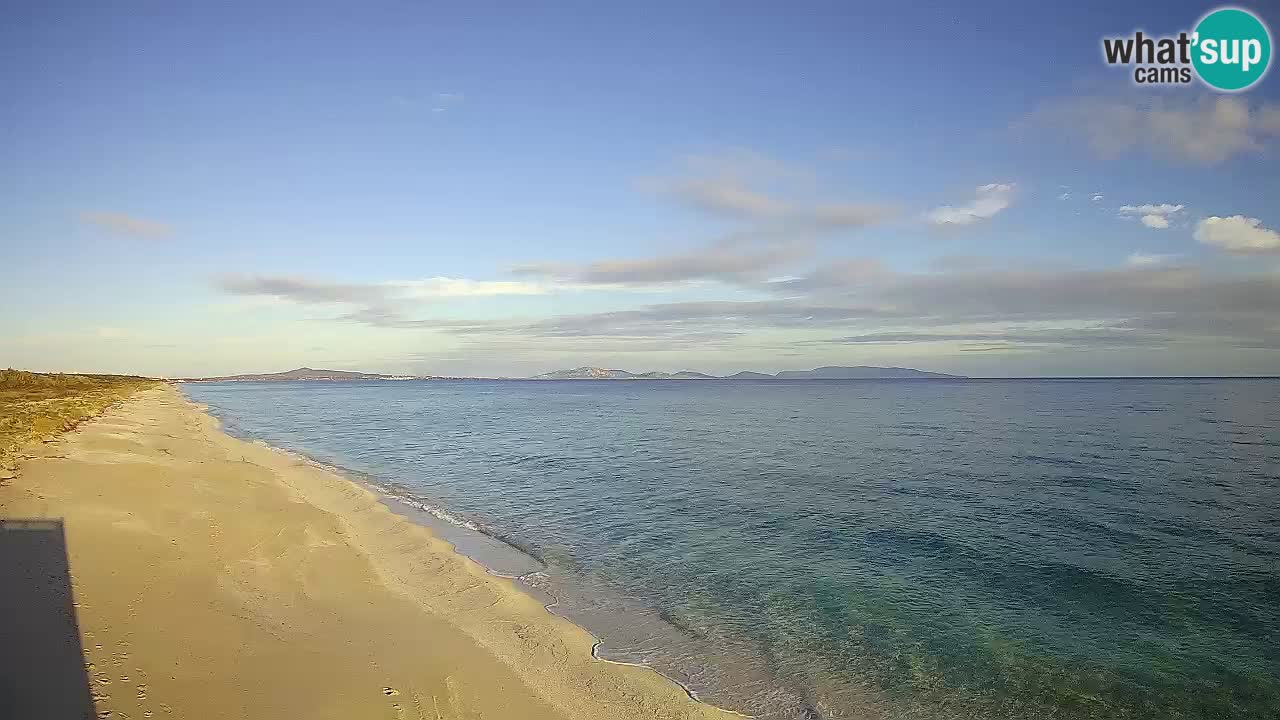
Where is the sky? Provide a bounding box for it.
[3,0,1280,378]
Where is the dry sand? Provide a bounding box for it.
[0,386,742,720]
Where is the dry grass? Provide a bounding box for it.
[0,369,159,470]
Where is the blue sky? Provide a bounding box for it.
[3,1,1279,377]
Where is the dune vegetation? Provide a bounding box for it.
[0,369,158,470]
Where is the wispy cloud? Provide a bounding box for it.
[81,212,174,240]
[213,257,1280,357]
[512,150,895,289]
[819,327,1172,350]
[512,234,814,286]
[214,273,548,329]
[808,203,896,229]
[431,92,465,113]
[668,177,788,218]
[217,274,545,303]
[471,300,899,339]
[1126,252,1180,266]
[445,262,1280,352]
[924,183,1015,226]
[391,277,546,298]
[1030,95,1280,165]
[216,275,384,304]
[205,131,1280,367]
[656,150,895,229]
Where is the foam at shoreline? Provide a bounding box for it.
[190,392,766,717]
[228,429,774,716]
[178,376,1280,720]
[2,387,746,720]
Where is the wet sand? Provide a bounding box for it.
[0,386,740,720]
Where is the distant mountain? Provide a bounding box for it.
[183,364,962,383]
[181,367,421,382]
[529,365,963,380]
[532,367,728,380]
[671,370,718,379]
[773,366,959,379]
[530,366,636,380]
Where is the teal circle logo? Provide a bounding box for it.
[1193,7,1272,91]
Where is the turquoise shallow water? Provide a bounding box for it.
[183,378,1280,719]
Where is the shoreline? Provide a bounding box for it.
[191,395,762,717]
[1,385,744,720]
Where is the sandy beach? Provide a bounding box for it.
[0,385,740,720]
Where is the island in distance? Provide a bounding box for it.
[179,365,964,382]
[179,367,422,382]
[529,366,964,380]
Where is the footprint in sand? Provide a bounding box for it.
[384,687,406,718]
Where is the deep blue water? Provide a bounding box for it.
[182,379,1280,719]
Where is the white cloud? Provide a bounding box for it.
[1119,203,1185,230]
[391,277,547,298]
[925,183,1015,226]
[1195,216,1280,253]
[1058,192,1071,200]
[1120,204,1185,215]
[1091,193,1104,202]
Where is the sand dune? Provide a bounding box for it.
[0,386,739,720]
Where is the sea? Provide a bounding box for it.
[181,378,1280,719]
